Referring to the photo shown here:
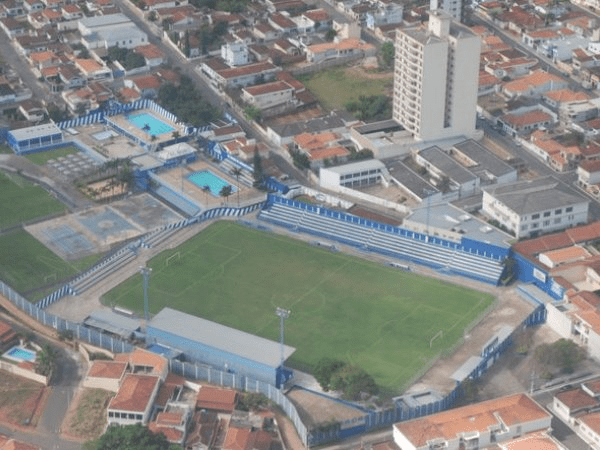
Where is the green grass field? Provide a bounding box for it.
[299,67,393,111]
[24,146,78,166]
[0,170,66,229]
[0,229,86,298]
[104,221,495,392]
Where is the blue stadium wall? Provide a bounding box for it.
[146,325,290,387]
[511,251,564,300]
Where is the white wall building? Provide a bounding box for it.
[221,41,249,67]
[482,177,589,238]
[393,10,481,142]
[430,0,465,22]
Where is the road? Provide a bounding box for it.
[0,37,52,103]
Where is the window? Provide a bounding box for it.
[531,213,540,219]
[555,209,562,215]
[521,224,528,231]
[543,220,550,226]
[554,218,561,224]
[136,414,143,420]
[543,211,551,217]
[531,222,539,229]
[566,206,573,212]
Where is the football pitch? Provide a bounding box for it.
[104,221,495,391]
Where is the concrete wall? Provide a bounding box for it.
[0,360,48,385]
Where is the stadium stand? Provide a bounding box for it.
[258,196,506,285]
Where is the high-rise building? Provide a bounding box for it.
[393,10,480,142]
[430,0,465,22]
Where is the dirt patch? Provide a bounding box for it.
[348,206,402,226]
[61,387,113,441]
[0,369,48,429]
[346,64,394,81]
[286,388,365,428]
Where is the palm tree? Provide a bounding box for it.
[202,185,211,204]
[231,167,242,207]
[219,185,233,206]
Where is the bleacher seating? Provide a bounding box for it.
[71,250,137,294]
[154,186,201,217]
[219,159,254,187]
[258,200,506,285]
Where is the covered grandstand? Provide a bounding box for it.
[258,194,509,285]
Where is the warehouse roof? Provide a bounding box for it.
[483,176,587,215]
[148,308,295,368]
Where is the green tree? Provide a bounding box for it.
[231,167,242,207]
[35,344,56,377]
[253,148,264,188]
[220,184,233,205]
[202,184,211,203]
[86,423,179,450]
[330,364,378,400]
[535,338,586,374]
[381,41,395,67]
[314,357,345,391]
[325,28,336,41]
[244,105,262,122]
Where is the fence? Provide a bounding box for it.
[0,280,133,354]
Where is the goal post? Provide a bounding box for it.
[166,252,181,267]
[430,330,443,348]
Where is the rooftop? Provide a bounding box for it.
[87,360,128,379]
[555,388,599,411]
[108,374,159,412]
[197,386,238,412]
[483,176,587,215]
[418,146,478,184]
[148,307,295,368]
[394,393,550,448]
[452,139,515,178]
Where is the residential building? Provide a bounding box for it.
[320,159,386,189]
[415,146,480,197]
[482,176,589,238]
[107,374,161,426]
[305,38,376,63]
[196,386,238,413]
[83,360,128,392]
[393,10,481,142]
[578,159,600,189]
[241,81,294,110]
[221,41,249,67]
[430,0,465,22]
[393,393,553,450]
[451,139,517,185]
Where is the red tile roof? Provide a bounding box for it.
[555,388,599,411]
[108,374,159,412]
[197,386,238,412]
[87,361,128,379]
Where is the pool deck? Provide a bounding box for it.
[108,110,181,145]
[128,112,175,136]
[154,159,265,209]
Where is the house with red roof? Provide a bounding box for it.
[107,374,161,426]
[124,74,161,98]
[84,360,128,392]
[498,106,556,137]
[196,386,238,413]
[393,393,553,450]
[0,320,17,352]
[223,426,273,450]
[134,44,165,67]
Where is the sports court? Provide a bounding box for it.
[25,194,182,260]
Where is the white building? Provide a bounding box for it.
[320,159,386,189]
[482,176,589,238]
[107,374,160,426]
[221,41,249,67]
[241,81,294,109]
[78,13,148,49]
[393,10,480,142]
[430,0,465,22]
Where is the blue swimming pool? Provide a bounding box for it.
[188,170,236,196]
[128,112,175,136]
[4,346,36,363]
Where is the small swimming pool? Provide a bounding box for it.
[188,170,236,197]
[4,346,36,363]
[128,112,175,136]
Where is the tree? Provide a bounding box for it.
[330,364,378,400]
[35,344,56,377]
[244,105,262,122]
[381,41,395,67]
[86,423,179,450]
[535,338,586,374]
[220,185,233,205]
[202,184,211,204]
[314,357,346,391]
[231,167,242,207]
[253,148,264,188]
[325,28,336,41]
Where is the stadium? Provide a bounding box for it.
[0,99,558,446]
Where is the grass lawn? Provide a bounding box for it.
[103,221,495,392]
[0,170,66,229]
[299,67,393,111]
[24,146,78,166]
[0,145,12,154]
[0,229,84,298]
[67,388,113,440]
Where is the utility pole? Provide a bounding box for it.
[141,266,152,321]
[275,307,290,385]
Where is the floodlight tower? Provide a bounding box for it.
[141,266,152,321]
[275,307,290,377]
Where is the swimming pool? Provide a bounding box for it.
[188,170,236,196]
[4,346,37,363]
[128,112,175,136]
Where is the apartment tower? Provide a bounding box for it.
[430,0,465,22]
[393,10,480,142]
